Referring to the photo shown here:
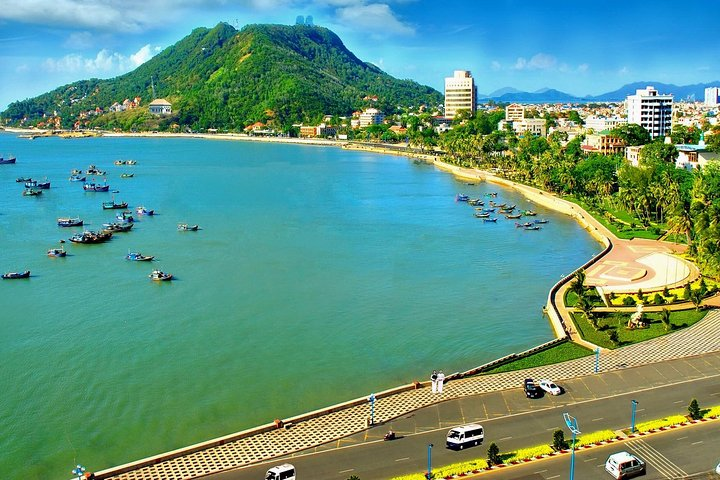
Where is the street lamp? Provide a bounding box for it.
[426,443,434,480]
[594,347,600,373]
[631,400,639,433]
[368,393,376,426]
[72,464,86,480]
[563,413,581,480]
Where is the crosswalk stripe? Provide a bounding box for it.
[627,439,687,478]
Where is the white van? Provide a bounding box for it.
[446,424,484,450]
[605,451,645,479]
[265,463,296,480]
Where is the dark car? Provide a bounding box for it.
[524,378,542,398]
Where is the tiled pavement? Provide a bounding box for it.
[101,310,720,480]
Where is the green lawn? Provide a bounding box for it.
[565,289,605,307]
[564,196,663,240]
[571,309,708,349]
[483,341,593,374]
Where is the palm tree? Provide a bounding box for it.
[569,269,586,298]
[659,308,671,332]
[576,295,596,329]
[689,288,704,311]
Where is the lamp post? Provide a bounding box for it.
[631,400,639,434]
[426,443,434,480]
[594,347,600,373]
[563,413,581,480]
[368,393,376,426]
[72,465,86,480]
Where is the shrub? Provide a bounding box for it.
[662,286,670,297]
[608,329,619,345]
[634,415,687,432]
[689,398,702,420]
[652,293,665,305]
[574,430,616,447]
[622,296,636,306]
[487,443,501,465]
[505,445,554,462]
[683,283,691,300]
[553,429,569,450]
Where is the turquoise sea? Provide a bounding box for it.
[0,132,600,479]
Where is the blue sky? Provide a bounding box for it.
[1,0,718,111]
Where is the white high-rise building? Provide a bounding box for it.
[626,86,673,140]
[705,87,720,106]
[444,70,477,119]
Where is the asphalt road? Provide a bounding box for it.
[212,363,720,480]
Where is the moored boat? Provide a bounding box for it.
[69,174,86,182]
[455,194,470,202]
[69,230,112,244]
[482,217,497,223]
[102,221,133,232]
[533,219,549,224]
[22,188,42,196]
[505,213,522,219]
[16,177,32,183]
[47,247,66,257]
[474,212,490,218]
[114,160,126,166]
[116,211,134,222]
[136,206,154,216]
[2,270,30,279]
[35,180,51,189]
[177,223,199,231]
[84,182,110,192]
[149,269,172,281]
[0,155,17,164]
[126,252,154,261]
[522,210,537,216]
[57,217,83,227]
[102,199,128,209]
[120,173,134,178]
[85,165,106,175]
[467,198,484,206]
[126,160,137,165]
[524,225,541,231]
[515,222,533,228]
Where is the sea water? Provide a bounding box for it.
[0,132,600,478]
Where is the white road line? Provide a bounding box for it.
[629,439,687,478]
[394,457,410,462]
[534,470,548,474]
[591,417,604,421]
[338,468,354,473]
[676,436,688,441]
[691,441,703,445]
[547,475,560,479]
[673,400,685,404]
[498,436,513,441]
[583,457,597,462]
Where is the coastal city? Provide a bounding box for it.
[3,3,720,480]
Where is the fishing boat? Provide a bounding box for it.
[467,198,484,206]
[177,223,199,231]
[102,221,133,232]
[126,160,137,165]
[57,217,83,227]
[69,230,112,244]
[16,177,32,183]
[2,270,30,279]
[0,156,17,164]
[482,217,498,223]
[515,222,533,228]
[24,180,37,188]
[149,269,173,281]
[120,173,134,178]
[505,213,522,219]
[474,212,490,218]
[522,210,537,216]
[35,180,51,189]
[69,174,86,182]
[114,160,126,166]
[524,225,541,231]
[481,208,495,213]
[136,206,154,216]
[102,199,128,209]
[47,247,66,257]
[22,188,42,196]
[84,182,110,192]
[126,252,154,261]
[455,194,469,202]
[85,165,106,175]
[116,211,134,222]
[533,219,549,224]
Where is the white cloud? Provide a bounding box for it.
[336,3,414,36]
[578,63,589,73]
[618,66,630,75]
[42,44,160,75]
[490,60,501,71]
[63,31,94,50]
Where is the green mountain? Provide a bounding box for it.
[1,23,442,131]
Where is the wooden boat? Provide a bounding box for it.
[533,219,549,224]
[69,230,112,244]
[474,212,490,218]
[102,222,133,232]
[84,182,110,192]
[116,211,134,222]
[498,209,514,215]
[177,223,199,231]
[22,188,42,196]
[0,156,17,164]
[126,252,154,261]
[102,200,128,209]
[35,181,51,189]
[522,210,537,216]
[114,160,126,166]
[505,213,522,219]
[16,177,32,183]
[136,206,154,216]
[69,174,86,182]
[126,160,137,165]
[481,208,495,213]
[85,165,106,175]
[482,217,498,223]
[468,199,484,206]
[2,270,30,279]
[57,217,83,227]
[70,169,82,175]
[524,225,541,231]
[455,194,469,202]
[515,222,533,228]
[149,269,173,281]
[489,201,506,208]
[47,247,66,257]
[120,173,134,178]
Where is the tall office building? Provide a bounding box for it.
[705,87,720,106]
[444,70,477,119]
[626,86,673,140]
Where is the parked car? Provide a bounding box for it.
[605,451,645,479]
[524,378,542,398]
[538,379,562,395]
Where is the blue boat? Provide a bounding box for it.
[69,174,86,182]
[126,252,154,261]
[455,194,469,202]
[482,217,497,223]
[84,182,110,192]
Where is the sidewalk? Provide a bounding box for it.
[99,310,720,480]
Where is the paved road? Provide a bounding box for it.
[210,352,720,479]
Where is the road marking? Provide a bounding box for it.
[592,417,604,421]
[676,436,688,441]
[547,475,560,479]
[673,400,685,404]
[629,438,688,478]
[395,457,410,462]
[338,468,354,473]
[534,470,547,474]
[498,436,513,441]
[583,457,597,462]
[636,408,646,412]
[691,441,703,445]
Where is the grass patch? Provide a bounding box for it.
[565,289,605,307]
[564,196,663,240]
[571,309,707,349]
[484,341,593,374]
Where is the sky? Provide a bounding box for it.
[1,0,719,111]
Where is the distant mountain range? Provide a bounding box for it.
[479,81,720,104]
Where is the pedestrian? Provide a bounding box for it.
[437,370,445,393]
[430,370,438,393]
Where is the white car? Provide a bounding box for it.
[538,379,562,395]
[715,460,720,474]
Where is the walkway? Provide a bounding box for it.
[98,310,720,480]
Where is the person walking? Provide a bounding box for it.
[430,370,438,393]
[437,370,445,393]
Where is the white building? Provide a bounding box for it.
[358,108,384,127]
[584,115,627,132]
[148,98,172,115]
[498,118,547,137]
[444,70,477,119]
[705,87,720,107]
[675,135,720,170]
[505,104,525,121]
[626,86,673,139]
